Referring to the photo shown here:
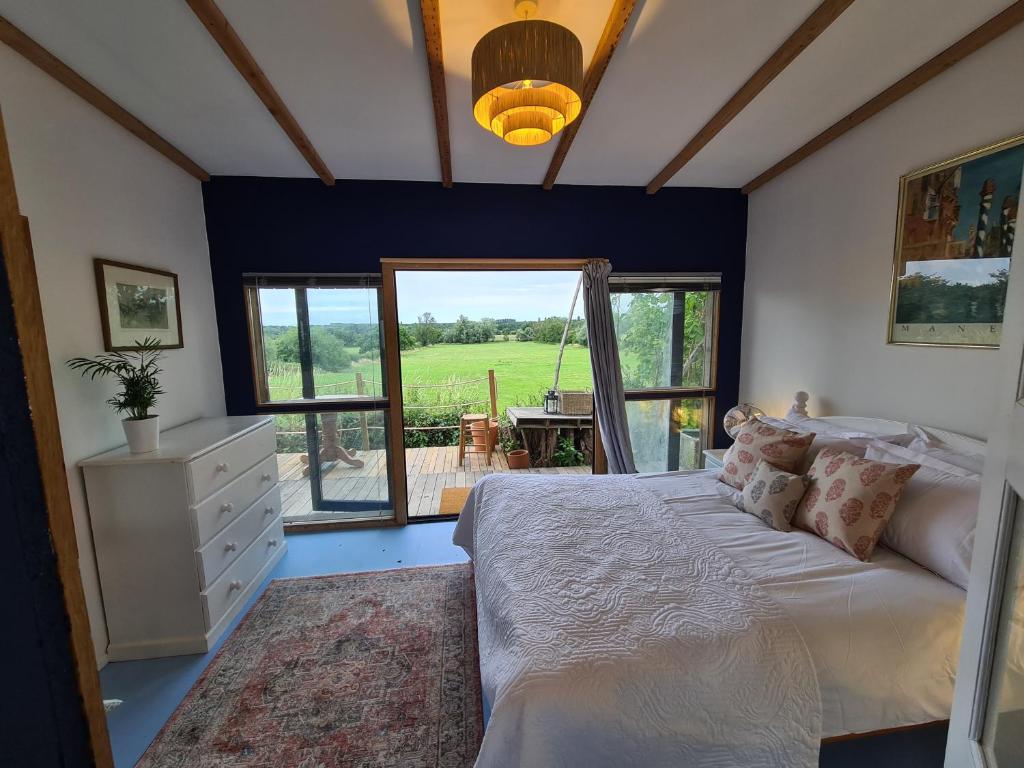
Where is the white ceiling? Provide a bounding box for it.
[0,0,1014,188]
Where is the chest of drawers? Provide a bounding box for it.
[81,416,287,660]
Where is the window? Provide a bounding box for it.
[244,276,395,525]
[610,274,719,473]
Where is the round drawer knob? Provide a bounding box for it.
[224,541,238,552]
[268,538,279,547]
[264,506,275,515]
[229,580,242,591]
[216,462,230,473]
[261,473,273,482]
[220,503,234,514]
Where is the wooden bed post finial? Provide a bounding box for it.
[791,391,809,417]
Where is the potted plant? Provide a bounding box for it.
[67,337,166,453]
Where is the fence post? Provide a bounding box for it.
[488,369,497,419]
[355,372,371,450]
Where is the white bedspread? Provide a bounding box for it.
[640,470,965,738]
[453,473,821,768]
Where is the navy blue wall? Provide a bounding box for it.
[202,178,747,447]
[1,242,94,766]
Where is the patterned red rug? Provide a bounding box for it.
[138,564,482,767]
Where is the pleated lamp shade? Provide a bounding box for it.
[472,20,583,147]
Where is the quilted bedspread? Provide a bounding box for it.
[453,473,822,768]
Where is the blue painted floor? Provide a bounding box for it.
[100,521,468,768]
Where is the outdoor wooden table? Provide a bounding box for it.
[506,407,593,466]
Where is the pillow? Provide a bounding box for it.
[873,460,980,590]
[719,417,815,490]
[760,415,913,472]
[906,427,985,475]
[771,413,914,444]
[865,441,978,478]
[793,448,920,561]
[738,460,809,532]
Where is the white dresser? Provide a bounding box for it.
[81,416,287,660]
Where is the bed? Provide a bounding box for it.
[452,395,985,767]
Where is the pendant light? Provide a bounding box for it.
[471,0,583,147]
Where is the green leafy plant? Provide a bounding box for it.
[552,436,585,467]
[498,416,521,455]
[66,337,165,420]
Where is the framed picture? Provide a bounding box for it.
[94,258,183,351]
[888,132,1024,348]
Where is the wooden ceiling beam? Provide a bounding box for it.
[743,0,1024,194]
[185,0,334,186]
[419,0,452,188]
[646,0,854,195]
[542,0,638,190]
[0,15,209,182]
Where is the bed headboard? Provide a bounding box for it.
[786,391,987,456]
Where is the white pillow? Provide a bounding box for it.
[760,415,913,473]
[907,426,986,475]
[864,444,980,589]
[865,440,979,478]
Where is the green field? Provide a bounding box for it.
[267,340,592,413]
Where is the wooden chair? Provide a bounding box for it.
[458,413,492,466]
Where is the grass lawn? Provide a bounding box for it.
[268,340,593,413]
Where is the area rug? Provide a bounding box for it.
[138,564,482,767]
[438,487,472,515]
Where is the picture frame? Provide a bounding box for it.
[94,258,183,351]
[887,132,1024,348]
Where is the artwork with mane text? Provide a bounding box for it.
[889,134,1023,347]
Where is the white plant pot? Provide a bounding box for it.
[122,415,160,454]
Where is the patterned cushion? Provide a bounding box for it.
[719,417,815,490]
[739,460,809,532]
[793,448,920,561]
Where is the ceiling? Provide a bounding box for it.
[0,0,1014,188]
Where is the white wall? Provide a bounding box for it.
[0,46,225,667]
[741,27,1024,438]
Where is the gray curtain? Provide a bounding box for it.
[582,260,637,474]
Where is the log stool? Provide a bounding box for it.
[458,413,493,466]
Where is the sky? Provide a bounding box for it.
[395,271,584,323]
[259,271,585,325]
[904,256,1009,286]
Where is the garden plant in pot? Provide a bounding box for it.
[67,337,165,453]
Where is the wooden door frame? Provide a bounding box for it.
[379,258,608,522]
[0,110,114,765]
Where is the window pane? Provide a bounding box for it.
[611,290,713,390]
[307,287,384,400]
[274,410,392,523]
[983,496,1024,763]
[625,398,705,473]
[258,288,302,402]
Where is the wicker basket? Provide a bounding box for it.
[558,390,593,415]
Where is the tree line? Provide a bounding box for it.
[260,314,590,371]
[403,313,588,350]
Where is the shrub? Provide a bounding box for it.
[275,328,352,371]
[552,436,586,467]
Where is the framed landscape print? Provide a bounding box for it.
[888,133,1024,348]
[94,259,183,351]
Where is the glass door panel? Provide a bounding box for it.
[982,494,1024,762]
[246,276,395,526]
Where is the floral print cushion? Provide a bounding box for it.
[719,417,815,490]
[793,447,920,561]
[739,460,810,532]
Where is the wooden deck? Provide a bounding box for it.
[277,446,590,522]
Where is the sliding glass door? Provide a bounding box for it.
[610,274,720,473]
[244,276,396,526]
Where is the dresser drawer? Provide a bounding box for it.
[195,486,281,589]
[191,454,278,545]
[201,517,284,631]
[186,422,276,503]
